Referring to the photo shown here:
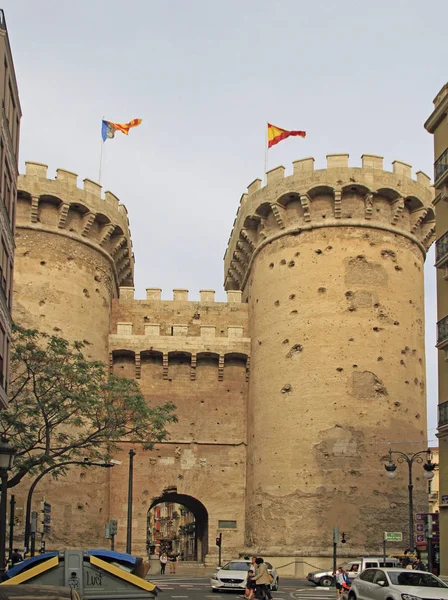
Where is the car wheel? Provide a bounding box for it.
[319,576,334,587]
[271,578,279,591]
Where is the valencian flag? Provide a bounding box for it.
[267,123,306,148]
[101,118,142,142]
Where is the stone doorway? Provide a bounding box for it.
[147,490,209,562]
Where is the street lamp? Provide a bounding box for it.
[0,436,16,574]
[24,458,116,555]
[383,447,436,553]
[126,449,136,555]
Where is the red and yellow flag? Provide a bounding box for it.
[102,118,142,141]
[267,123,306,148]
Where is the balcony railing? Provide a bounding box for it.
[436,231,448,265]
[437,315,448,346]
[439,400,448,427]
[435,148,448,184]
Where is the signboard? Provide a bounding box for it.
[416,534,426,544]
[415,513,439,543]
[384,532,403,542]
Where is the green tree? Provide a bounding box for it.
[0,324,177,487]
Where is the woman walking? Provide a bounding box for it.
[159,552,168,574]
[253,557,271,600]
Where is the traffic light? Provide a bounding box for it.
[216,534,222,547]
[341,532,347,544]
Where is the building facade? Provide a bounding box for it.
[425,82,448,575]
[12,153,434,573]
[0,9,21,407]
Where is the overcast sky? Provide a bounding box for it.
[3,0,446,441]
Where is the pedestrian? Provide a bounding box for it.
[253,557,271,600]
[413,557,426,571]
[335,567,347,598]
[159,552,168,574]
[11,549,23,565]
[240,568,256,600]
[169,553,178,574]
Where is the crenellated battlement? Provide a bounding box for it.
[16,162,134,288]
[111,286,249,382]
[118,287,243,303]
[224,153,435,291]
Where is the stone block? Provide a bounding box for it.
[200,289,215,302]
[327,154,349,168]
[145,324,160,336]
[146,288,162,301]
[227,290,242,303]
[361,154,384,170]
[25,161,48,178]
[228,326,243,338]
[119,287,135,301]
[83,178,102,197]
[117,322,133,335]
[392,160,412,179]
[293,157,315,174]
[56,168,78,185]
[173,289,189,301]
[172,324,188,336]
[266,165,285,184]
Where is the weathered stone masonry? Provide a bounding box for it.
[12,153,435,570]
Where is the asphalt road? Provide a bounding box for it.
[147,575,336,600]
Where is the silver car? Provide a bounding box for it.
[210,560,279,592]
[349,568,448,600]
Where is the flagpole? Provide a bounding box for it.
[264,123,268,183]
[99,116,105,184]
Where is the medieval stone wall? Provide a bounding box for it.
[109,288,249,559]
[225,154,434,557]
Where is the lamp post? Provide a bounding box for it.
[24,458,116,555]
[126,449,136,555]
[383,448,436,553]
[0,436,16,575]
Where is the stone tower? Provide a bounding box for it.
[225,154,435,557]
[15,161,134,361]
[14,162,134,545]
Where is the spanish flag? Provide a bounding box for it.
[267,123,306,148]
[101,118,142,142]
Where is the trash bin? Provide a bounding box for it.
[1,550,157,600]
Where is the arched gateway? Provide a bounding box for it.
[147,491,208,562]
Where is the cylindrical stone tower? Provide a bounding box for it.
[225,154,435,560]
[15,161,134,362]
[13,161,134,547]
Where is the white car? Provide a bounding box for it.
[349,568,448,600]
[210,560,279,592]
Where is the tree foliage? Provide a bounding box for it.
[0,324,177,487]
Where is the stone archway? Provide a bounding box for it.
[147,489,209,562]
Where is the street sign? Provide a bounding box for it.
[416,534,425,543]
[416,523,424,533]
[384,532,402,542]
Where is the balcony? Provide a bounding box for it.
[436,231,448,267]
[435,148,448,186]
[437,316,448,348]
[439,400,448,427]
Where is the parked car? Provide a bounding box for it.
[210,560,279,592]
[349,567,448,600]
[307,558,400,587]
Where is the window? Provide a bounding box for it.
[373,570,387,585]
[218,520,237,528]
[365,562,379,569]
[360,569,376,582]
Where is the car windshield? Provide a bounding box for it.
[387,572,447,588]
[221,562,250,571]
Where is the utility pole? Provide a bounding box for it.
[8,494,15,564]
[333,526,339,579]
[126,450,136,554]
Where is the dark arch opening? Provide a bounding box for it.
[147,490,209,563]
